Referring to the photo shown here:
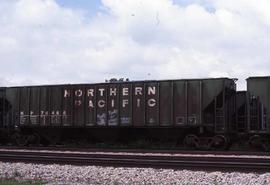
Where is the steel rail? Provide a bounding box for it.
[0,150,269,172]
[0,146,269,156]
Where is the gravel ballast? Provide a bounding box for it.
[0,162,270,185]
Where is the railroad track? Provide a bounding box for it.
[0,149,270,172]
[0,145,269,156]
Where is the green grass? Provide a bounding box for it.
[0,179,43,185]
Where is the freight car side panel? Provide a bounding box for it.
[187,81,201,125]
[8,78,235,130]
[202,80,223,109]
[0,88,6,126]
[160,81,173,126]
[29,87,40,125]
[50,87,62,126]
[40,87,50,126]
[146,82,159,126]
[96,84,107,126]
[73,85,85,126]
[247,77,269,132]
[202,80,223,126]
[20,87,30,125]
[120,83,132,126]
[173,81,187,125]
[5,88,20,126]
[248,78,268,109]
[85,85,96,126]
[62,85,73,126]
[132,82,145,127]
[108,84,119,126]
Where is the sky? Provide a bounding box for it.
[1,0,270,89]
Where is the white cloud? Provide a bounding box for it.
[0,0,270,89]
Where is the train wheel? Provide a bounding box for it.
[210,135,228,150]
[34,133,41,145]
[248,135,262,150]
[0,131,2,145]
[262,142,270,151]
[184,134,199,149]
[28,133,41,146]
[11,133,28,146]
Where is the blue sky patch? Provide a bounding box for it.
[55,0,102,17]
